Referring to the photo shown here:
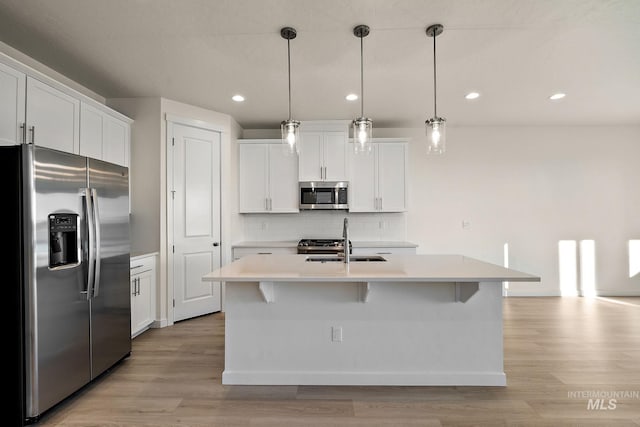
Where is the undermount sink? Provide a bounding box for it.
[305,255,387,263]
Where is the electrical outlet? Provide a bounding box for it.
[331,326,343,342]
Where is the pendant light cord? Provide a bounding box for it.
[433,32,437,118]
[360,35,364,117]
[287,38,292,120]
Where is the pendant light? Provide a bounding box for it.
[352,24,372,154]
[281,27,300,156]
[426,24,446,154]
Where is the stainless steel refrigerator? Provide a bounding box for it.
[5,145,131,426]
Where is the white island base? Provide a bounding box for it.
[203,254,540,387]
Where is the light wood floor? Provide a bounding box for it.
[33,297,640,427]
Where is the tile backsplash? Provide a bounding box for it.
[242,211,407,242]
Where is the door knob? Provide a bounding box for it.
[213,242,220,247]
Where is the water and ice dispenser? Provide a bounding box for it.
[48,213,79,268]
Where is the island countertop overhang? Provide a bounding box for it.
[202,254,541,283]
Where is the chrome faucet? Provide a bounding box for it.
[342,217,350,264]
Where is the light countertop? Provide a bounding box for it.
[231,241,298,248]
[203,254,540,283]
[231,241,418,248]
[131,251,159,260]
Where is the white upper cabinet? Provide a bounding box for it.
[298,121,348,182]
[239,140,299,213]
[0,56,131,166]
[348,139,408,212]
[26,76,80,154]
[103,114,130,167]
[80,102,130,167]
[0,61,26,146]
[239,143,269,212]
[79,102,103,159]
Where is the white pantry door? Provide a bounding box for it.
[170,122,221,322]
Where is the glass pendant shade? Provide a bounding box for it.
[426,24,446,155]
[426,117,446,154]
[352,117,372,153]
[353,25,372,155]
[281,119,300,155]
[280,27,298,156]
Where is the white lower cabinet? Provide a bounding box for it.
[130,254,157,338]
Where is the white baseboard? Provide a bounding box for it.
[222,370,506,386]
[152,319,169,328]
[505,290,640,297]
[504,290,562,297]
[592,290,640,297]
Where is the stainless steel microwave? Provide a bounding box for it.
[299,181,348,210]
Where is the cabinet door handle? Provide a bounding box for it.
[379,197,382,210]
[324,166,327,180]
[29,126,35,144]
[132,278,137,296]
[19,123,26,144]
[136,277,139,295]
[269,198,272,211]
[212,242,220,247]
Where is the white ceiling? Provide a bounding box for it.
[0,0,638,129]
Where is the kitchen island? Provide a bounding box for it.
[202,254,540,386]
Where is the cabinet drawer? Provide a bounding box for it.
[351,247,416,256]
[130,255,155,275]
[233,247,297,260]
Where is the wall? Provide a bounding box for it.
[107,98,162,256]
[241,211,406,242]
[240,125,640,297]
[0,40,105,103]
[382,125,640,297]
[107,97,243,325]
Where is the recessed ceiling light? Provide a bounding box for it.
[549,93,566,101]
[232,94,245,102]
[346,93,358,101]
[465,92,480,100]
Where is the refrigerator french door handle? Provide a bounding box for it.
[83,188,95,300]
[91,188,102,298]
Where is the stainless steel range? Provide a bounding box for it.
[297,238,352,255]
